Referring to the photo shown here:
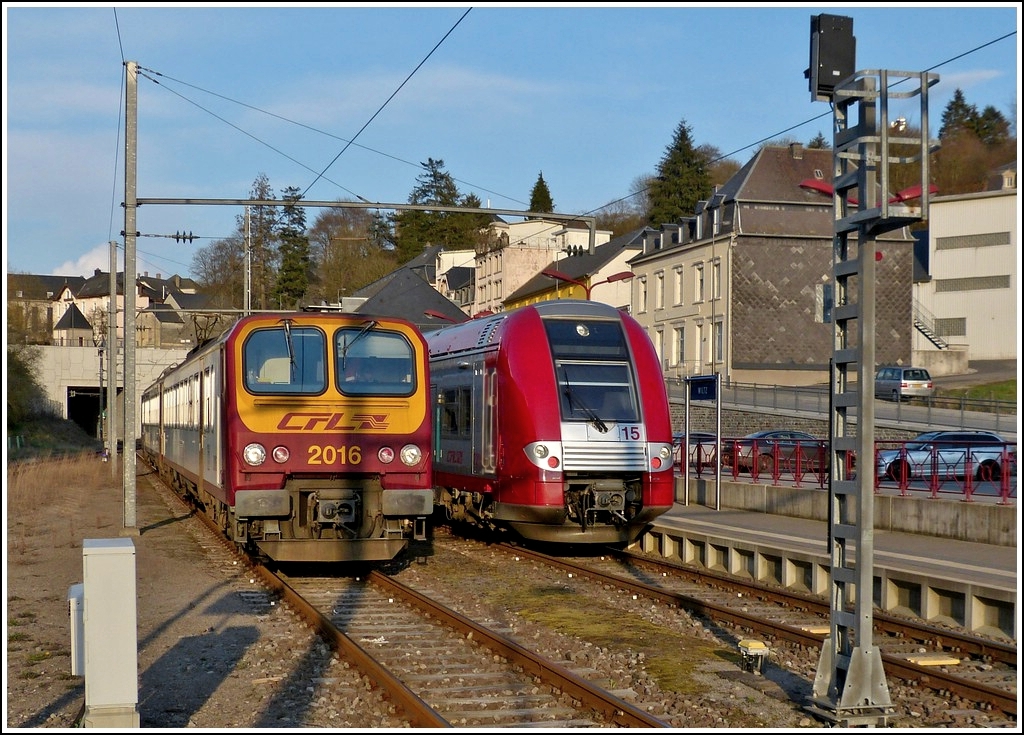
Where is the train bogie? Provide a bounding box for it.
[427,299,675,545]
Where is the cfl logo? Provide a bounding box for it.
[277,412,390,431]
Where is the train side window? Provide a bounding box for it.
[440,388,471,438]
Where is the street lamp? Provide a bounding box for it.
[541,268,634,300]
[424,309,461,324]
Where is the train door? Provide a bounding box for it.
[433,364,476,477]
[202,364,219,489]
[478,361,497,474]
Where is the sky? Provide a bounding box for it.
[3,3,1020,282]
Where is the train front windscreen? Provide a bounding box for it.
[544,317,639,426]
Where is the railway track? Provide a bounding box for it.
[145,459,1014,727]
[495,540,1018,720]
[145,458,666,727]
[274,570,668,728]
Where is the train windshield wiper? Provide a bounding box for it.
[281,318,296,379]
[561,367,608,433]
[339,319,379,370]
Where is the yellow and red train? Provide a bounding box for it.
[141,309,432,563]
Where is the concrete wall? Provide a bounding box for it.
[678,476,1015,547]
[911,345,969,377]
[36,345,189,438]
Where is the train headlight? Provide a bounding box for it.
[272,446,290,463]
[243,443,267,466]
[400,444,422,467]
[525,442,562,470]
[378,446,395,464]
[651,443,673,471]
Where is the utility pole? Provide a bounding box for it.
[122,61,139,534]
[244,206,252,316]
[107,241,118,476]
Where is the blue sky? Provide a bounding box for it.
[3,3,1020,281]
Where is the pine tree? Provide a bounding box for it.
[528,172,555,215]
[272,186,310,309]
[974,105,1011,146]
[241,173,279,311]
[938,89,979,140]
[807,131,830,149]
[646,119,713,226]
[391,158,489,263]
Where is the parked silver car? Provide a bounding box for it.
[874,366,934,402]
[875,430,1014,482]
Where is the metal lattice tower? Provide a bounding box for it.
[809,69,939,727]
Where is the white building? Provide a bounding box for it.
[914,171,1018,363]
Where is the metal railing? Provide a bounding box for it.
[677,436,1016,505]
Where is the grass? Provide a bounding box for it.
[935,379,1016,403]
[7,414,103,462]
[7,454,111,517]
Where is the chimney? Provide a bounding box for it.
[790,143,804,159]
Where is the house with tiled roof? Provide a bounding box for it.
[627,143,917,386]
[472,218,613,315]
[436,265,474,312]
[52,302,93,347]
[503,227,644,312]
[6,273,86,345]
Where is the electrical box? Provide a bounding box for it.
[81,537,140,728]
[68,584,85,677]
[808,13,856,102]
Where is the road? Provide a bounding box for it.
[668,359,1018,441]
[931,359,1017,390]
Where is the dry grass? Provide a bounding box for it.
[7,455,112,516]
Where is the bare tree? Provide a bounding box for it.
[306,206,398,303]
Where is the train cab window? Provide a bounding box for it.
[244,326,326,394]
[545,318,638,424]
[336,327,415,396]
[556,362,639,424]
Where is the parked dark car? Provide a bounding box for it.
[673,431,718,468]
[875,430,1014,482]
[721,430,829,473]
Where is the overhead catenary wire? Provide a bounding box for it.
[102,9,1014,274]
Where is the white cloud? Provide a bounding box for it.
[53,242,120,278]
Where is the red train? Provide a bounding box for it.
[426,299,675,544]
[140,309,432,563]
